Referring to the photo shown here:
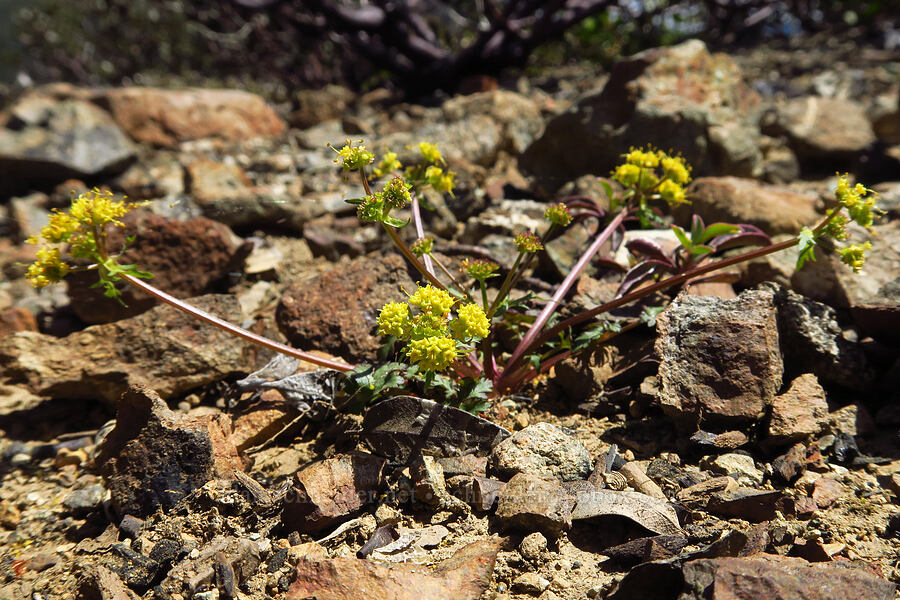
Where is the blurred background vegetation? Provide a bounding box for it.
[0,0,898,100]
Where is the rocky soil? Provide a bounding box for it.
[0,37,898,600]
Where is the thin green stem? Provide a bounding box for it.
[382,224,446,289]
[487,252,525,318]
[119,273,355,372]
[429,253,473,302]
[479,280,489,311]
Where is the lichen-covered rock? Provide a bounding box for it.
[655,288,783,430]
[489,423,591,482]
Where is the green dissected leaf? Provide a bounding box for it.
[456,377,493,403]
[428,373,456,399]
[796,227,818,270]
[572,320,622,351]
[343,361,407,406]
[460,399,491,414]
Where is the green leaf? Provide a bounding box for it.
[796,227,818,270]
[456,377,493,403]
[690,245,714,256]
[640,305,666,328]
[699,223,740,244]
[672,225,692,251]
[344,197,365,205]
[382,215,409,228]
[691,216,705,245]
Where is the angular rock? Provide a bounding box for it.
[0,294,257,406]
[0,94,136,188]
[410,454,467,511]
[522,39,762,192]
[764,96,876,163]
[277,253,416,360]
[230,390,299,452]
[63,484,107,515]
[289,85,355,128]
[655,289,783,430]
[604,534,689,566]
[157,535,262,596]
[288,539,500,600]
[66,210,248,323]
[679,554,895,600]
[707,489,783,522]
[766,284,874,389]
[689,430,750,451]
[768,373,829,444]
[104,87,286,148]
[440,90,545,155]
[96,385,242,517]
[489,423,591,482]
[512,572,551,594]
[282,452,385,534]
[811,477,846,508]
[772,443,809,484]
[677,177,819,235]
[496,473,575,535]
[77,565,141,600]
[827,403,876,437]
[700,454,763,487]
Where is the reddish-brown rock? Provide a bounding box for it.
[495,473,574,535]
[104,87,285,148]
[230,389,298,452]
[680,554,895,600]
[276,253,416,360]
[288,539,500,600]
[0,308,38,340]
[768,373,829,444]
[811,477,846,508]
[96,385,243,517]
[282,453,386,534]
[66,210,248,323]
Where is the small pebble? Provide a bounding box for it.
[519,532,548,562]
[10,453,31,468]
[62,485,107,514]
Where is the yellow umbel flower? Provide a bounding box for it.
[612,163,641,188]
[838,242,871,274]
[835,174,878,229]
[661,155,691,185]
[418,142,444,165]
[377,302,410,338]
[544,202,572,226]
[460,258,499,281]
[25,246,70,289]
[451,303,490,340]
[659,179,687,206]
[514,231,543,253]
[373,151,402,178]
[625,148,660,168]
[332,140,375,171]
[68,188,131,228]
[406,335,457,371]
[409,284,455,317]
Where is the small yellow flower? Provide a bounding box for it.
[612,163,642,188]
[661,155,691,185]
[409,284,455,317]
[838,242,871,273]
[373,151,402,178]
[450,303,490,340]
[835,174,878,229]
[406,335,457,371]
[418,142,444,165]
[332,140,375,171]
[25,246,69,289]
[382,177,412,209]
[544,202,572,227]
[625,148,660,168]
[460,258,499,281]
[68,188,131,228]
[410,237,434,257]
[377,302,410,338]
[658,179,687,206]
[514,231,543,253]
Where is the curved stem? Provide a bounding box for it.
[410,193,435,277]
[500,207,628,382]
[120,273,355,372]
[382,224,446,288]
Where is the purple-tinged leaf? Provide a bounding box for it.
[617,260,672,298]
[626,238,670,262]
[710,228,772,252]
[594,257,628,272]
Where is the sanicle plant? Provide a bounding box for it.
[26,142,880,413]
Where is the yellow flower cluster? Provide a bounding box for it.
[514,231,543,253]
[835,175,878,230]
[332,140,375,171]
[424,165,456,195]
[410,237,434,257]
[838,242,872,274]
[544,202,572,227]
[373,151,402,178]
[376,284,491,372]
[25,188,142,289]
[611,147,692,206]
[418,142,444,165]
[460,258,499,281]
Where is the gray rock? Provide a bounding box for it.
[765,283,875,389]
[489,423,591,482]
[700,454,763,487]
[0,95,136,188]
[655,289,783,430]
[763,96,876,163]
[62,484,107,515]
[522,39,763,192]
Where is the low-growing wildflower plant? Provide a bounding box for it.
[26,141,879,412]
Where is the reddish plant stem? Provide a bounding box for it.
[120,273,354,372]
[499,208,628,383]
[410,193,435,277]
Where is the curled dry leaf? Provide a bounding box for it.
[571,488,682,536]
